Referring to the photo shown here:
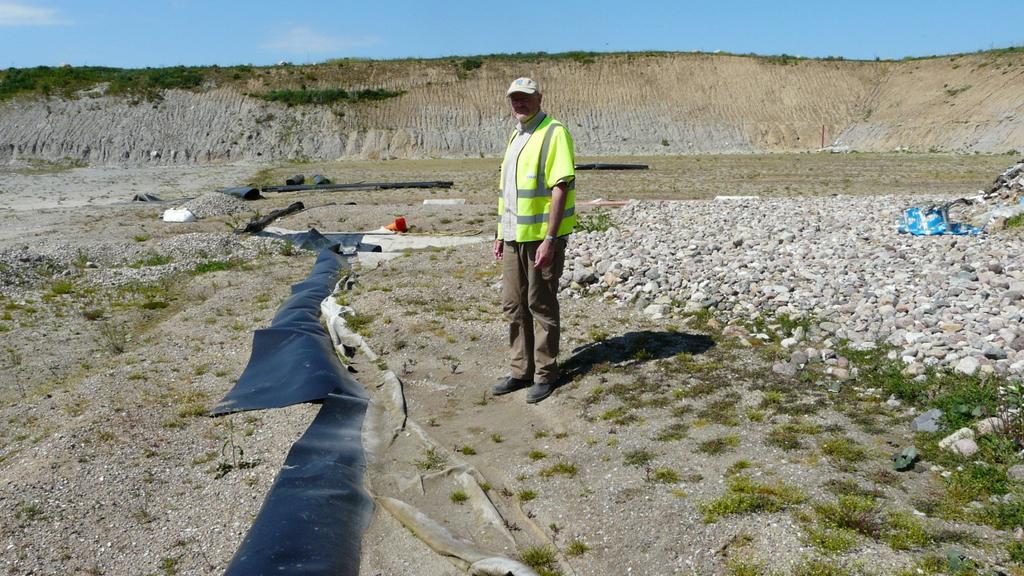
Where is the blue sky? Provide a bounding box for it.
[0,0,1021,68]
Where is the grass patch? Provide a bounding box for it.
[565,539,589,556]
[518,489,537,502]
[766,420,822,451]
[48,279,75,296]
[726,460,753,476]
[255,87,404,106]
[697,434,740,455]
[129,252,173,268]
[519,545,560,576]
[414,448,446,472]
[623,449,656,467]
[650,468,680,483]
[809,495,933,551]
[192,260,240,274]
[344,312,374,336]
[576,211,613,232]
[726,558,769,576]
[820,436,870,470]
[654,421,688,442]
[702,475,807,522]
[528,450,547,461]
[792,558,855,576]
[450,490,468,504]
[539,462,577,478]
[697,396,740,426]
[0,64,216,101]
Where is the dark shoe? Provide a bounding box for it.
[492,376,532,396]
[526,381,557,404]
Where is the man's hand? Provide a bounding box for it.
[534,239,553,268]
[493,239,504,260]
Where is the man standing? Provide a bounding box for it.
[492,77,576,404]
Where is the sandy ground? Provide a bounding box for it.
[0,155,1020,576]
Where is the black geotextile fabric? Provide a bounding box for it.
[256,228,381,254]
[211,248,364,415]
[223,390,372,576]
[212,248,374,575]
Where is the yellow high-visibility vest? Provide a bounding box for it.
[498,115,577,242]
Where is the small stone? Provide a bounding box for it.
[828,367,850,381]
[975,416,1006,436]
[1007,464,1024,483]
[983,344,1008,360]
[722,325,749,339]
[912,409,942,433]
[955,357,980,375]
[951,438,979,457]
[772,362,797,378]
[780,337,799,349]
[938,427,975,451]
[643,304,669,319]
[892,447,918,472]
[885,395,902,409]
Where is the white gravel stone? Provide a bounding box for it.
[952,438,980,457]
[975,417,1006,436]
[939,428,976,451]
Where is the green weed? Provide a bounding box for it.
[565,539,589,556]
[519,545,560,576]
[702,475,806,522]
[623,449,656,467]
[415,448,446,472]
[539,462,577,478]
[697,435,740,455]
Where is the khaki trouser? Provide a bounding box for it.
[501,238,566,384]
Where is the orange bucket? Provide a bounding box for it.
[385,216,408,232]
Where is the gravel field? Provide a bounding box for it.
[2,156,1024,576]
[563,195,1024,378]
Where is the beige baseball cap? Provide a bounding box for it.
[506,77,539,95]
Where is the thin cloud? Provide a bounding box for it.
[0,2,67,26]
[263,25,380,55]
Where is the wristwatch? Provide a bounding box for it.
[544,235,556,242]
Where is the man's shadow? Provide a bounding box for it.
[561,330,716,382]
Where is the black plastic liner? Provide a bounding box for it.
[213,248,374,575]
[254,228,382,253]
[222,389,372,576]
[220,186,264,200]
[574,163,649,170]
[261,180,453,193]
[212,249,355,415]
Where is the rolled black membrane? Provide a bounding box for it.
[219,186,264,200]
[213,249,373,575]
[574,163,649,170]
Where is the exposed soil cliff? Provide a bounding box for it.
[0,51,1021,166]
